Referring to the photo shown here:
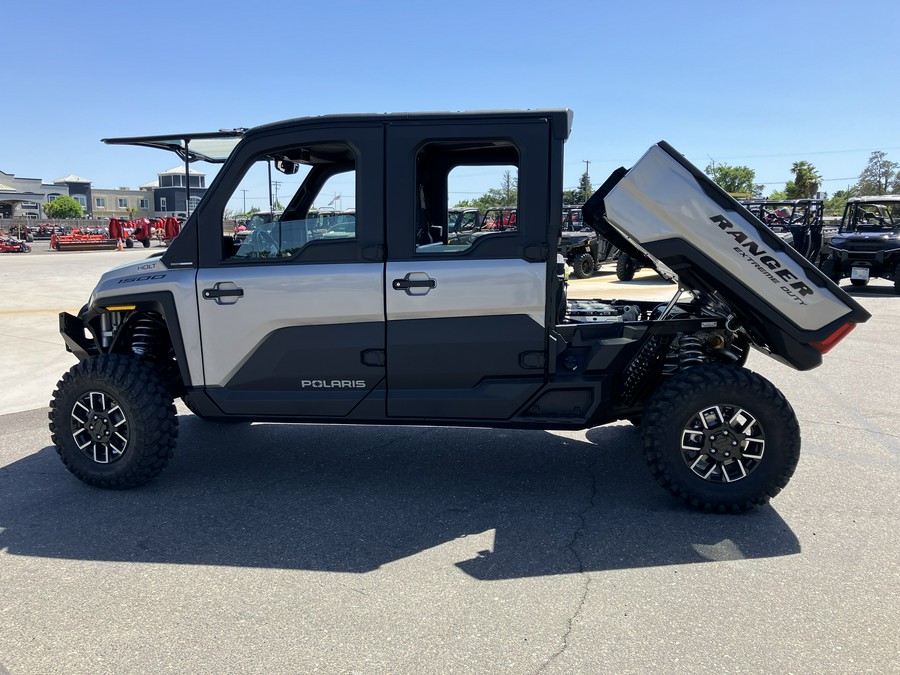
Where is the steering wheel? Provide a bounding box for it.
[243,228,279,258]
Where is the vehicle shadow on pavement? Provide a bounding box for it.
[0,416,799,579]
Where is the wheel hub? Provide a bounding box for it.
[705,428,746,461]
[89,413,112,443]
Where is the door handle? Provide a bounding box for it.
[202,282,244,305]
[392,273,436,296]
[202,287,244,299]
[392,278,436,290]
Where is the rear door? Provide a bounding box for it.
[383,120,553,420]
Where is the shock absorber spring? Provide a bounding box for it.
[131,315,160,358]
[678,334,706,368]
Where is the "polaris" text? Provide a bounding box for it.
[301,379,366,389]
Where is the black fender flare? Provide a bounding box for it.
[77,291,193,388]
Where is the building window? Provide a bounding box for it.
[188,196,201,212]
[74,195,87,207]
[96,197,106,208]
[139,198,149,209]
[118,198,128,208]
[160,197,167,211]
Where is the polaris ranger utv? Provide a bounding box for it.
[49,110,870,511]
[819,195,900,292]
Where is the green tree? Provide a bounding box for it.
[459,170,519,210]
[785,161,821,198]
[704,162,763,197]
[576,171,593,203]
[825,189,854,216]
[857,151,898,195]
[43,194,84,219]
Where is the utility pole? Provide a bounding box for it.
[583,159,591,177]
[272,180,282,209]
[240,189,248,213]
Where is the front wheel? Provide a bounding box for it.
[616,255,638,281]
[49,354,178,488]
[571,252,595,279]
[640,364,800,512]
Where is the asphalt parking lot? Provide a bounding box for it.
[0,248,898,673]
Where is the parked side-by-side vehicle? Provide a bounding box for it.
[49,110,869,511]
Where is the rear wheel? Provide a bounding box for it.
[141,238,151,248]
[124,238,134,249]
[572,252,595,279]
[616,255,637,281]
[641,364,799,512]
[49,354,178,488]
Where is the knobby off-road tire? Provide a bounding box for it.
[49,354,178,489]
[640,364,800,512]
[616,255,637,281]
[572,252,595,279]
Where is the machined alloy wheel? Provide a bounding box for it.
[70,390,130,464]
[641,364,799,512]
[679,404,765,484]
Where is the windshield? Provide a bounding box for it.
[841,200,900,232]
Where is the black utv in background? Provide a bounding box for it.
[558,205,618,278]
[819,195,900,292]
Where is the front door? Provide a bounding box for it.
[195,126,387,417]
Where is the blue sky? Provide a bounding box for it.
[2,0,898,201]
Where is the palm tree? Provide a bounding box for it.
[790,161,822,198]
